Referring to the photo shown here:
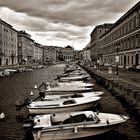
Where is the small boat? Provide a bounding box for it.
[27,96,101,115]
[52,81,94,88]
[39,82,93,94]
[26,111,129,140]
[43,91,104,101]
[59,75,89,82]
[3,69,14,76]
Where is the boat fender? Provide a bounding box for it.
[74,126,78,133]
[36,130,41,140]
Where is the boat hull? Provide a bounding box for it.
[59,76,89,82]
[28,101,97,115]
[45,88,93,94]
[33,125,116,140]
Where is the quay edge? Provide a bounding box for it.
[80,65,140,122]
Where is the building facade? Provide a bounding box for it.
[33,42,43,64]
[0,19,18,66]
[61,45,75,61]
[90,24,113,62]
[43,46,57,64]
[100,2,140,68]
[82,42,91,62]
[18,31,34,64]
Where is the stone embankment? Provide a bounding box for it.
[80,65,140,122]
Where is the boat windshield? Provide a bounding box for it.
[63,100,76,105]
[62,114,95,124]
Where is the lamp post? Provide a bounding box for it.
[115,45,119,77]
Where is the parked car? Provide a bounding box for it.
[127,65,136,71]
[127,65,140,72]
[135,65,140,72]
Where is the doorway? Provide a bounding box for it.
[135,53,139,66]
[0,57,1,66]
[124,55,126,68]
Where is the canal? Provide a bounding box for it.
[0,64,139,140]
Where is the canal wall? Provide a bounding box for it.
[80,65,140,121]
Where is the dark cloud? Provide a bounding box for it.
[0,0,139,50]
[0,0,139,26]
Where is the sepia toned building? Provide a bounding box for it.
[99,2,140,68]
[61,45,75,61]
[33,42,43,64]
[0,19,18,66]
[82,42,91,62]
[43,46,57,64]
[90,24,113,62]
[18,31,34,64]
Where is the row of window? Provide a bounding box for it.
[102,32,140,54]
[1,25,16,35]
[0,34,17,42]
[2,49,17,55]
[104,53,139,66]
[0,41,17,48]
[100,13,140,45]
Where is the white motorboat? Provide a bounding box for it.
[3,69,16,76]
[28,111,129,140]
[59,75,89,82]
[27,96,101,115]
[51,81,94,88]
[43,91,104,101]
[39,82,93,94]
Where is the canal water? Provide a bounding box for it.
[0,64,139,140]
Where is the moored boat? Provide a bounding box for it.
[43,91,104,101]
[38,82,93,94]
[59,75,89,82]
[52,81,94,88]
[25,111,129,140]
[27,96,101,115]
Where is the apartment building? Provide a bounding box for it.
[90,24,113,62]
[82,42,91,62]
[99,2,140,68]
[0,19,18,66]
[43,46,57,64]
[34,42,43,64]
[18,31,34,64]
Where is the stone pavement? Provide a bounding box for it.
[89,65,140,88]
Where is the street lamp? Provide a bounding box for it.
[115,44,120,77]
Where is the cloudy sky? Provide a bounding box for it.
[0,0,139,50]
